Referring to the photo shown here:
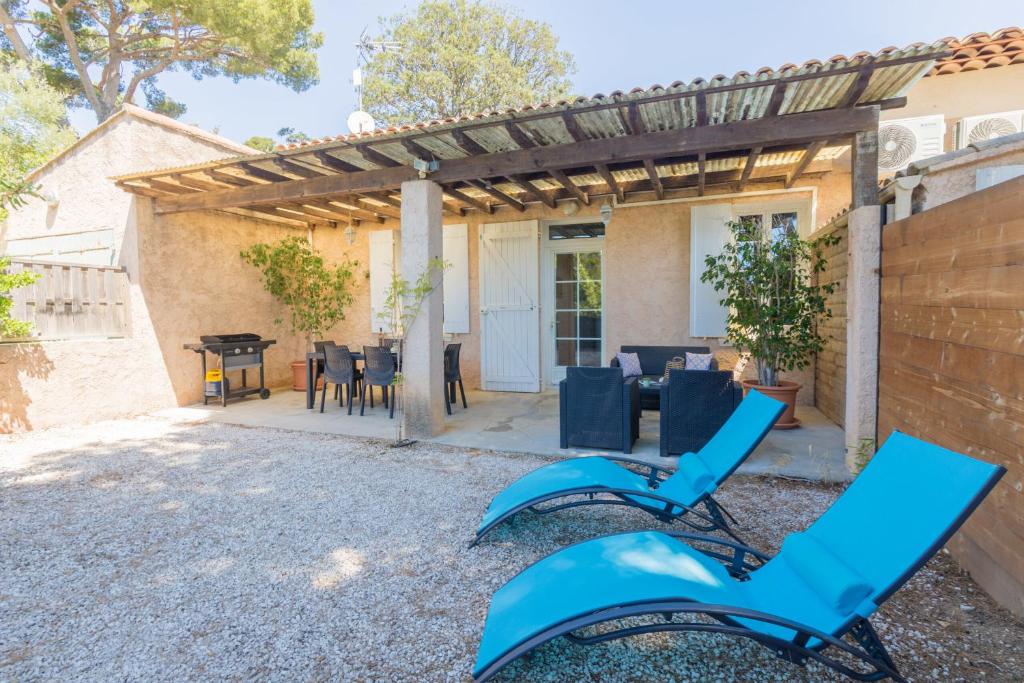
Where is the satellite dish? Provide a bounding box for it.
[347,110,375,135]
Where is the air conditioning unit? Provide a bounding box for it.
[956,110,1024,149]
[877,115,946,173]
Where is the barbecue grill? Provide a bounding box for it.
[184,333,275,406]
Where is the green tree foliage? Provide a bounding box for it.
[362,0,575,125]
[0,0,322,123]
[0,179,40,337]
[0,255,40,338]
[0,60,76,218]
[240,237,357,351]
[701,220,840,387]
[243,135,275,152]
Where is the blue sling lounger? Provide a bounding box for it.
[472,432,1005,682]
[472,390,785,546]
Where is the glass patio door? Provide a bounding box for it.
[544,222,605,385]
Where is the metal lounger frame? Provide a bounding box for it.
[471,456,743,546]
[473,530,906,683]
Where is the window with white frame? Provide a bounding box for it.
[689,198,810,338]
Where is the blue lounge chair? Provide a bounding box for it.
[472,432,1005,682]
[472,390,785,546]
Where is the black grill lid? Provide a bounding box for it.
[200,333,262,344]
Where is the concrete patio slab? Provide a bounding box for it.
[159,387,851,483]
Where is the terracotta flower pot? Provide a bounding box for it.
[291,359,323,392]
[741,379,801,429]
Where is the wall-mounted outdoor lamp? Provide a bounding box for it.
[599,200,613,226]
[343,224,357,245]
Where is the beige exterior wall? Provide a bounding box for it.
[886,65,1024,150]
[919,145,1024,211]
[320,181,840,406]
[0,113,263,432]
[2,113,246,263]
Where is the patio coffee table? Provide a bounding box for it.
[636,376,663,411]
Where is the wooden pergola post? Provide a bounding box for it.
[400,179,446,438]
[844,128,882,468]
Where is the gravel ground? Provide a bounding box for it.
[1,417,1021,682]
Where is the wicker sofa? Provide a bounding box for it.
[610,345,718,410]
[660,368,743,456]
[559,366,641,454]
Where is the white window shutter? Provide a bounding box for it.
[690,204,732,337]
[368,229,395,333]
[442,224,470,333]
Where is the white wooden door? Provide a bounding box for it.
[479,220,540,392]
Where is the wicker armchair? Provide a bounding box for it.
[659,368,743,457]
[559,367,640,454]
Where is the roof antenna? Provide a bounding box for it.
[349,27,402,134]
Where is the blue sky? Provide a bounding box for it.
[68,0,1022,142]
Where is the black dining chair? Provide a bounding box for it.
[362,345,397,418]
[320,345,362,415]
[314,341,340,400]
[443,343,468,415]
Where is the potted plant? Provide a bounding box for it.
[701,219,838,428]
[241,236,357,391]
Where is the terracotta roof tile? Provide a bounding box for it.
[930,27,1024,75]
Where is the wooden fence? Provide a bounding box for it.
[4,258,131,340]
[812,220,849,427]
[878,174,1024,616]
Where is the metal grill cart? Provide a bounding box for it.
[184,333,275,406]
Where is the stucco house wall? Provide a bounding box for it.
[316,181,835,406]
[0,107,261,432]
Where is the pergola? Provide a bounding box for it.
[115,43,945,226]
[115,42,946,439]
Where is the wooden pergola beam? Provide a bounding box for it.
[739,146,763,189]
[839,64,876,108]
[238,163,290,183]
[152,106,880,214]
[171,174,226,191]
[206,169,258,186]
[507,174,556,208]
[765,81,788,116]
[273,157,327,179]
[357,144,402,168]
[282,202,351,224]
[561,112,587,142]
[697,152,707,196]
[466,180,526,212]
[786,140,827,188]
[450,129,490,156]
[401,138,436,161]
[145,178,198,194]
[307,199,385,223]
[549,169,589,205]
[505,121,537,149]
[643,159,664,200]
[594,163,623,202]
[314,151,363,173]
[444,186,493,214]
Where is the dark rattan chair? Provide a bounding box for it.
[320,345,362,415]
[559,366,640,454]
[660,368,743,456]
[313,340,338,399]
[443,343,467,415]
[361,345,396,418]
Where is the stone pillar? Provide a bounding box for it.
[844,205,882,471]
[399,179,445,438]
